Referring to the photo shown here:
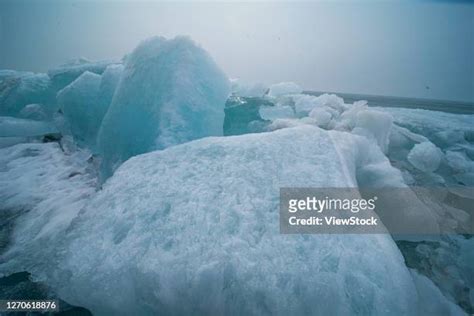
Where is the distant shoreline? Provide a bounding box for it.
[305,91,474,114]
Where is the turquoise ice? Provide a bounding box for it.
[97,36,230,179]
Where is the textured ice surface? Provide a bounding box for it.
[18,104,48,121]
[408,142,443,173]
[37,126,421,315]
[267,82,302,98]
[445,151,474,173]
[57,71,104,148]
[0,116,57,137]
[351,110,393,154]
[0,142,96,273]
[294,93,346,116]
[410,270,465,316]
[222,88,473,187]
[97,36,230,178]
[378,107,473,135]
[97,64,124,111]
[48,58,117,93]
[0,71,54,117]
[309,107,333,128]
[400,236,474,314]
[377,107,474,151]
[375,106,474,187]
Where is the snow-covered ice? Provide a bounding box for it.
[0,37,471,315]
[35,126,423,315]
[309,107,333,128]
[257,93,393,153]
[0,142,96,273]
[351,109,393,154]
[407,142,443,173]
[294,93,346,116]
[97,36,230,179]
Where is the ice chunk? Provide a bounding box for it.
[387,125,433,180]
[352,109,393,154]
[408,142,443,173]
[32,126,419,315]
[230,78,268,97]
[377,107,474,148]
[98,64,124,110]
[57,71,104,149]
[48,58,118,92]
[223,92,348,135]
[316,93,347,113]
[294,93,347,117]
[293,94,321,115]
[0,116,57,137]
[97,36,230,178]
[390,126,429,149]
[267,82,302,97]
[309,107,333,128]
[267,93,392,152]
[336,101,369,131]
[355,142,406,188]
[0,71,54,117]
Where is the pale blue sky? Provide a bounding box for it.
[0,0,473,102]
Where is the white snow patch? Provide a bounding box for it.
[0,142,96,272]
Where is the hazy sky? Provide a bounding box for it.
[1,0,473,102]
